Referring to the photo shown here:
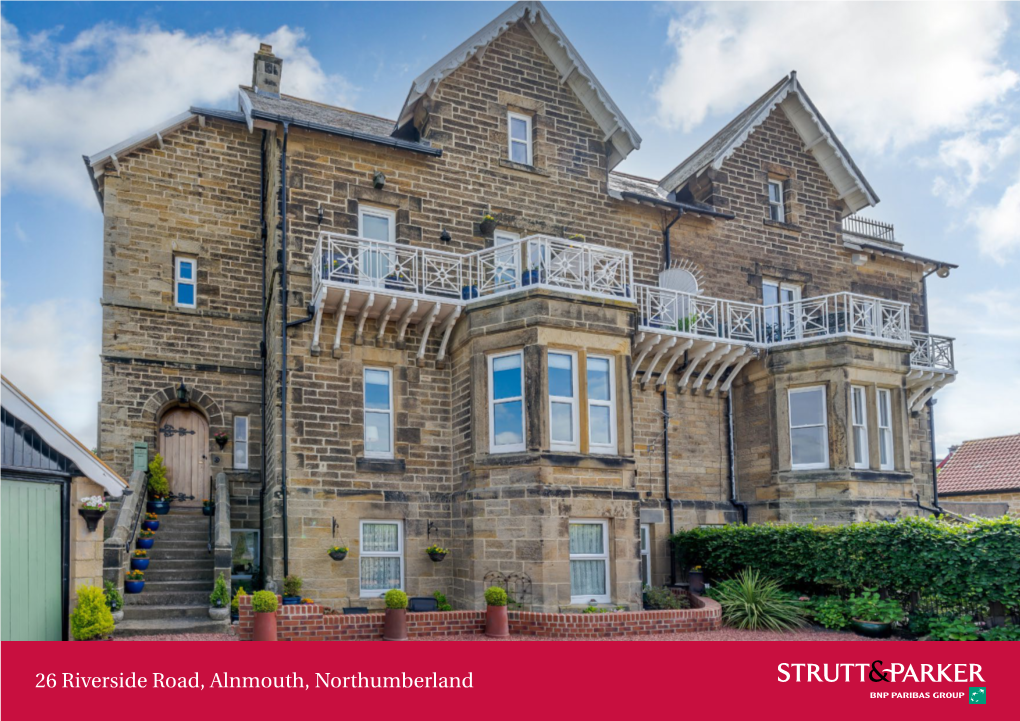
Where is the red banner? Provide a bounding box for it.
[3,641,1014,719]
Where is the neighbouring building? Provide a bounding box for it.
[86,1,958,616]
[1,376,127,640]
[936,434,1020,518]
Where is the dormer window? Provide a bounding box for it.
[508,111,533,165]
[767,179,785,222]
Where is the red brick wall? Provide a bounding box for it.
[237,593,721,641]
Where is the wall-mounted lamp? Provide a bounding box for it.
[317,204,324,225]
[936,265,951,279]
[176,381,190,404]
[373,171,386,189]
[440,228,451,243]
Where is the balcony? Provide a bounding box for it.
[842,214,896,244]
[906,332,956,411]
[310,232,633,361]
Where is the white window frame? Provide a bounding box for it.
[569,519,611,604]
[358,205,396,243]
[357,205,396,287]
[768,179,785,222]
[488,350,526,454]
[586,354,617,454]
[788,385,829,470]
[640,524,651,588]
[493,230,520,287]
[548,350,580,453]
[359,520,404,598]
[877,388,895,471]
[850,386,869,470]
[174,257,197,308]
[763,279,802,341]
[363,367,394,459]
[233,415,249,470]
[507,111,533,165]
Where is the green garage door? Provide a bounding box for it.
[2,479,63,641]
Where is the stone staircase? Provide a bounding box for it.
[116,508,229,637]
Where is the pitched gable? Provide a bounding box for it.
[395,1,640,170]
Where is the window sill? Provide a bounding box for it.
[498,158,549,177]
[476,450,635,470]
[355,457,405,474]
[763,218,802,234]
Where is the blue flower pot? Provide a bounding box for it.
[125,581,145,594]
[131,558,149,571]
[282,596,302,606]
[142,520,159,531]
[461,285,479,300]
[147,500,170,515]
[522,269,541,286]
[137,538,154,550]
[202,507,214,517]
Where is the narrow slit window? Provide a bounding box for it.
[548,351,579,452]
[877,388,894,471]
[233,416,249,470]
[508,111,533,165]
[175,257,197,308]
[851,386,868,469]
[640,524,651,588]
[768,179,785,222]
[364,368,393,459]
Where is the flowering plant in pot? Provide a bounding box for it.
[484,586,509,638]
[282,575,303,605]
[208,573,231,620]
[479,213,497,236]
[383,589,409,641]
[104,580,124,625]
[130,549,149,571]
[146,455,171,514]
[847,589,902,638]
[202,498,215,517]
[688,565,705,594]
[328,545,348,561]
[136,527,156,549]
[142,512,159,532]
[70,585,115,640]
[252,590,279,641]
[78,495,109,532]
[125,569,145,594]
[425,544,448,562]
[213,431,229,449]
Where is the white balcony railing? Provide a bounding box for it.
[636,284,761,344]
[762,292,911,345]
[910,332,955,371]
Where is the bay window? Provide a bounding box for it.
[489,351,525,453]
[789,385,828,470]
[548,351,579,452]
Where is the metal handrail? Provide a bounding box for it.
[843,214,896,242]
[125,472,148,554]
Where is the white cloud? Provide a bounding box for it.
[1,16,356,207]
[653,2,1018,154]
[0,295,102,447]
[928,288,1020,454]
[967,175,1020,263]
[932,128,1020,203]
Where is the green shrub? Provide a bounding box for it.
[710,569,807,631]
[433,591,452,612]
[70,585,115,640]
[643,586,690,610]
[670,516,1020,613]
[847,589,903,624]
[231,587,247,615]
[484,586,508,606]
[147,454,170,498]
[282,575,302,597]
[103,580,123,613]
[252,590,278,614]
[810,596,849,630]
[384,589,408,609]
[209,573,230,608]
[928,614,980,641]
[982,622,1020,641]
[582,606,609,613]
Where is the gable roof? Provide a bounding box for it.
[1,376,127,496]
[938,433,1020,495]
[659,71,879,215]
[396,1,640,170]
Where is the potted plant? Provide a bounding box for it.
[125,569,145,594]
[130,549,149,571]
[252,590,279,641]
[146,454,171,514]
[426,544,448,562]
[213,431,229,449]
[847,588,903,638]
[137,527,155,549]
[484,586,509,637]
[383,589,409,641]
[78,495,109,532]
[688,565,705,594]
[209,573,231,620]
[384,271,410,291]
[202,498,215,517]
[328,545,348,561]
[142,512,159,532]
[104,580,124,625]
[282,575,303,605]
[70,585,115,640]
[230,587,247,623]
[479,212,497,237]
[521,264,540,287]
[461,284,479,300]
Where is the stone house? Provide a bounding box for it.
[86,2,958,615]
[936,434,1020,518]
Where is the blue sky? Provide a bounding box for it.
[2,2,1019,453]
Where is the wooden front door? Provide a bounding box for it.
[158,408,209,507]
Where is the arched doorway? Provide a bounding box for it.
[157,408,209,507]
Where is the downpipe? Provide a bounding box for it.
[279,121,291,579]
[726,393,748,524]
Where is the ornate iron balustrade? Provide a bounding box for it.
[636,284,761,344]
[910,332,955,371]
[762,292,910,345]
[842,214,896,243]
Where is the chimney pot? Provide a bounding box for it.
[253,44,283,96]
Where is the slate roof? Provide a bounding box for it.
[240,87,396,138]
[607,172,734,219]
[938,433,1020,495]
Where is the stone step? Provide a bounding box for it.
[149,540,211,550]
[146,547,213,560]
[142,567,215,582]
[144,579,213,593]
[125,590,212,606]
[115,617,230,637]
[122,604,212,620]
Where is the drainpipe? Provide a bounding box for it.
[661,209,681,585]
[258,129,267,588]
[920,268,944,515]
[279,121,291,579]
[726,393,748,523]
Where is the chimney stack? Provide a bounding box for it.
[253,44,283,95]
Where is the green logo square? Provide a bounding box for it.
[969,687,986,704]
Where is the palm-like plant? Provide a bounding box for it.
[711,569,806,631]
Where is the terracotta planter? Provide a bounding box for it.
[485,605,509,638]
[383,608,408,641]
[254,611,277,641]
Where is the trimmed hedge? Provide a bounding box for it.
[671,516,1020,611]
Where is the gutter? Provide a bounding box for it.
[616,190,736,220]
[82,155,104,211]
